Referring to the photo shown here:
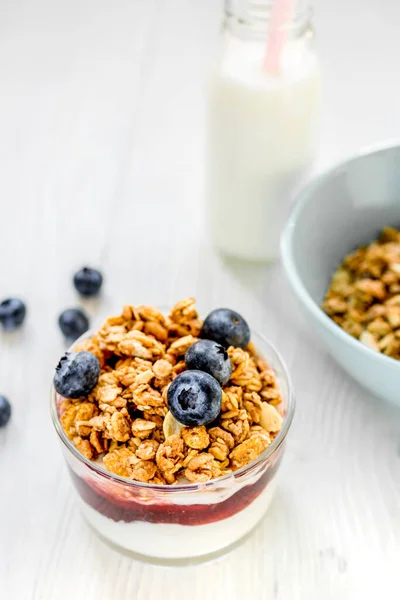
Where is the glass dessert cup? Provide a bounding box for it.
[51,329,295,561]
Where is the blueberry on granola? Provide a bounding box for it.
[73,267,103,297]
[58,308,89,341]
[185,339,232,385]
[167,370,222,427]
[0,298,26,330]
[0,395,11,427]
[201,308,250,350]
[54,351,100,398]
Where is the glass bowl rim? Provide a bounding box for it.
[50,325,295,493]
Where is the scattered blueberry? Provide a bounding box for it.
[0,396,11,427]
[201,308,250,349]
[73,267,103,297]
[58,308,89,341]
[54,351,100,398]
[0,298,26,330]
[167,370,222,427]
[185,340,232,385]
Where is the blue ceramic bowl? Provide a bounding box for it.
[281,142,400,407]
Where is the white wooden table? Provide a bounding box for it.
[1,1,399,598]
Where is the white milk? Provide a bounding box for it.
[207,31,321,262]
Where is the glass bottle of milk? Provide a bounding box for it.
[207,0,320,262]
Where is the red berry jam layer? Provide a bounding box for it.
[70,447,283,526]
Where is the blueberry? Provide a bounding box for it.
[201,308,250,349]
[58,308,89,341]
[73,267,103,297]
[167,370,222,427]
[185,340,232,385]
[54,351,100,398]
[0,298,26,330]
[0,396,11,427]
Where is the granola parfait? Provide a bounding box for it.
[51,299,294,560]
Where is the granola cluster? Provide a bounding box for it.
[58,298,283,484]
[323,227,400,359]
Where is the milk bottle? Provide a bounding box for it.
[207,0,321,262]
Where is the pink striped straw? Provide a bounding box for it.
[263,0,296,74]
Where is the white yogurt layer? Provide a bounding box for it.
[77,479,277,559]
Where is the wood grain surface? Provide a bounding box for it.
[0,1,399,598]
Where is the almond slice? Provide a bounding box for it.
[260,402,283,433]
[163,411,184,439]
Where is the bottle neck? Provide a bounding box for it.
[224,0,312,40]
